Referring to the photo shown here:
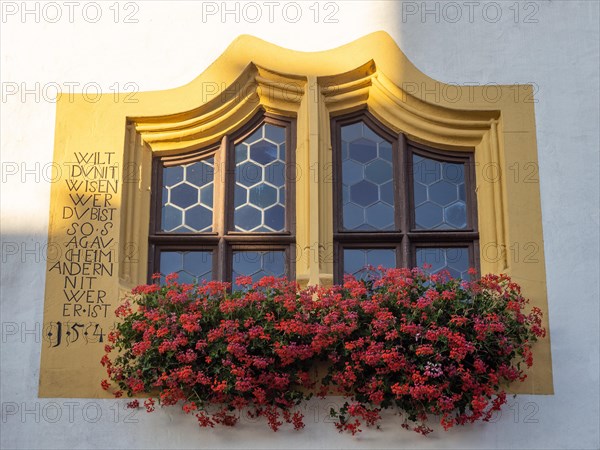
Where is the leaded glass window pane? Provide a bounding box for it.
[341,122,395,231]
[161,158,214,232]
[413,155,467,230]
[232,250,286,288]
[343,248,396,280]
[332,114,478,285]
[159,251,213,284]
[234,124,286,232]
[151,116,295,287]
[416,247,469,279]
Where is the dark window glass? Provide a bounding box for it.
[232,250,286,289]
[234,124,286,232]
[343,248,396,280]
[416,247,470,280]
[149,114,295,285]
[161,158,214,232]
[159,251,213,284]
[341,122,395,231]
[413,155,467,230]
[333,113,478,282]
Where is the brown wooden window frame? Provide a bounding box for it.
[332,110,479,283]
[148,110,296,284]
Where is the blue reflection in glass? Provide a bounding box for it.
[234,124,286,232]
[232,250,286,290]
[344,248,396,280]
[162,158,214,232]
[413,155,467,230]
[416,247,470,279]
[159,251,213,284]
[341,122,394,231]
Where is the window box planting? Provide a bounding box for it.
[102,268,545,435]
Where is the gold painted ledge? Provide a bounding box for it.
[40,32,552,398]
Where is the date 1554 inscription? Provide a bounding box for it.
[45,151,118,348]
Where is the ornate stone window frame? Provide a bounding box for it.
[40,32,552,397]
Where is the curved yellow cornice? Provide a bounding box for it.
[119,31,522,119]
[129,32,510,155]
[185,31,424,86]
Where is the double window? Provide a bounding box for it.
[332,112,479,283]
[148,113,296,287]
[149,110,478,284]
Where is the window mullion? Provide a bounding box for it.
[214,135,228,239]
[398,133,410,268]
[216,134,229,281]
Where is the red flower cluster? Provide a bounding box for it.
[103,268,545,434]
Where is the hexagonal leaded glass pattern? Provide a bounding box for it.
[234,124,286,232]
[159,251,213,284]
[341,122,395,231]
[232,250,286,289]
[161,158,214,232]
[413,155,467,230]
[416,247,469,280]
[343,248,396,280]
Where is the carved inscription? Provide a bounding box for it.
[46,152,119,347]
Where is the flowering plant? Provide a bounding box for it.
[102,268,545,435]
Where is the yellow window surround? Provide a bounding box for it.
[40,32,552,397]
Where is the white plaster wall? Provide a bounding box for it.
[1,1,598,448]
